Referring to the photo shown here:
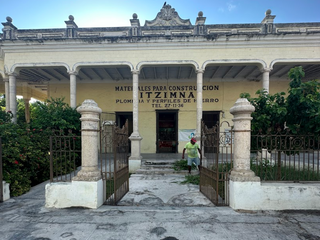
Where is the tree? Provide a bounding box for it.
[241,66,320,135]
[1,97,81,196]
[30,97,80,132]
[286,66,320,134]
[240,90,287,134]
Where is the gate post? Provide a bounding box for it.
[229,98,260,209]
[45,99,104,209]
[73,99,102,181]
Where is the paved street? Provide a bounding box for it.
[1,172,320,240]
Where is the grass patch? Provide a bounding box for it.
[173,159,197,171]
[181,174,200,185]
[251,158,320,181]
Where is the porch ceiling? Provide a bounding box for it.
[11,63,320,95]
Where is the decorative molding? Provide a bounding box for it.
[144,4,191,27]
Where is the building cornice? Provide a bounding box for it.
[1,33,319,54]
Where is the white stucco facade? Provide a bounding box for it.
[230,181,320,210]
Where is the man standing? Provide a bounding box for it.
[182,137,201,174]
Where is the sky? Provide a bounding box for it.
[0,0,319,29]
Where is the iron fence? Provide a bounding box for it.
[251,129,320,182]
[0,137,3,202]
[49,130,81,182]
[200,122,233,206]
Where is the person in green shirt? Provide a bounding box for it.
[182,137,201,174]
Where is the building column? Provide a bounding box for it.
[69,71,77,108]
[196,69,204,139]
[261,68,271,93]
[8,73,17,123]
[129,70,142,172]
[3,77,10,111]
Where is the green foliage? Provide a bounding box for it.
[181,175,200,185]
[30,97,80,132]
[0,94,6,108]
[240,90,287,134]
[173,159,197,171]
[286,67,320,134]
[16,98,27,123]
[251,158,320,181]
[1,97,81,197]
[241,66,320,135]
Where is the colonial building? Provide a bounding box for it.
[1,4,320,165]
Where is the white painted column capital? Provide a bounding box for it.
[3,77,10,112]
[196,69,204,140]
[8,72,18,123]
[196,69,205,74]
[68,71,78,108]
[73,99,102,181]
[68,71,78,76]
[230,98,260,182]
[131,70,140,75]
[260,68,272,93]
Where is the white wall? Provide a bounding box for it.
[230,181,320,210]
[45,180,104,209]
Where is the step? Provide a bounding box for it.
[144,160,176,165]
[135,168,190,175]
[141,165,174,169]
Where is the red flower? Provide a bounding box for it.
[33,129,36,131]
[14,160,19,165]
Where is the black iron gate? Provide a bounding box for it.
[100,113,129,205]
[200,121,233,206]
[0,137,3,202]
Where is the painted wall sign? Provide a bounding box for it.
[115,84,220,108]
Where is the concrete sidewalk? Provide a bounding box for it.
[1,171,320,239]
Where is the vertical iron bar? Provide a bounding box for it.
[215,131,219,205]
[50,136,53,182]
[113,125,117,204]
[0,137,3,202]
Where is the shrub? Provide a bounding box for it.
[1,98,81,197]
